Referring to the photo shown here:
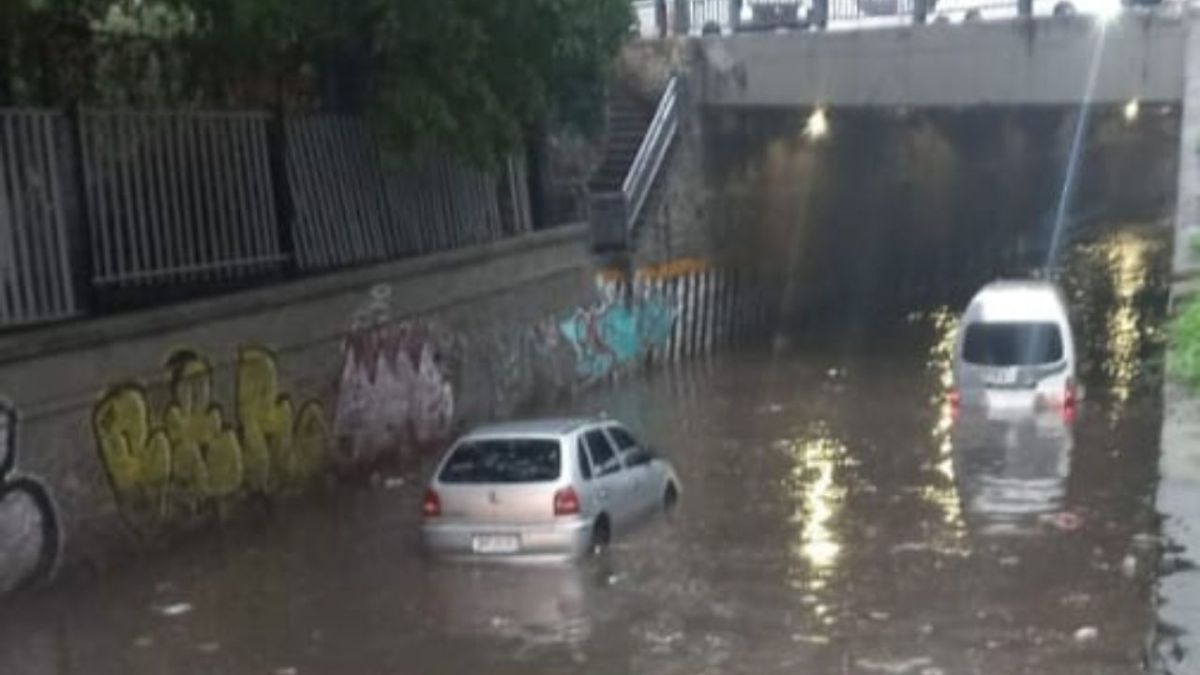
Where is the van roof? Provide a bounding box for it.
[966,280,1069,323]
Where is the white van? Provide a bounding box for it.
[952,281,1078,416]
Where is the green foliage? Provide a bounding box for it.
[1,0,632,159]
[370,0,632,159]
[1171,294,1200,388]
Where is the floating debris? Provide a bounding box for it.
[1121,554,1137,578]
[154,602,193,617]
[1074,626,1099,643]
[856,656,934,673]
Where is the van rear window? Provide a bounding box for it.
[439,439,561,484]
[963,322,1064,366]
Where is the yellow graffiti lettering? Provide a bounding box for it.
[92,346,327,533]
[162,351,243,510]
[93,386,171,522]
[237,347,326,493]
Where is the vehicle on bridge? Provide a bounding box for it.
[420,418,681,562]
[951,280,1079,418]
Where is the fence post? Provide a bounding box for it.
[728,0,742,32]
[65,105,96,313]
[811,0,829,29]
[1018,0,1033,16]
[267,109,297,277]
[673,0,691,35]
[913,0,929,23]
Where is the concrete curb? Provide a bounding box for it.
[0,225,588,367]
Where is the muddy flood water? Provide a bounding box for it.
[0,222,1176,674]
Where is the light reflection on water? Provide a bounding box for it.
[1099,232,1153,417]
[925,307,965,531]
[783,425,846,590]
[1062,225,1165,422]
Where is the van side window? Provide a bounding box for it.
[584,430,621,476]
[577,438,593,480]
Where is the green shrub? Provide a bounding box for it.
[1171,294,1200,387]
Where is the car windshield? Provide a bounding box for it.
[962,322,1064,366]
[438,439,561,484]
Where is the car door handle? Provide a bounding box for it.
[599,488,609,500]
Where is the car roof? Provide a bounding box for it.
[966,279,1069,323]
[462,417,605,439]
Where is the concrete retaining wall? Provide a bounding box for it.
[0,226,755,596]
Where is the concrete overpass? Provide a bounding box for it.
[697,14,1187,107]
[675,13,1198,276]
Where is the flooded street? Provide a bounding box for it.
[0,223,1173,674]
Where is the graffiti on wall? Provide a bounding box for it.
[560,279,677,381]
[93,347,327,531]
[0,401,60,595]
[483,317,565,418]
[332,285,457,475]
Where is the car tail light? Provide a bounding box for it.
[422,489,441,518]
[554,487,581,516]
[948,388,961,418]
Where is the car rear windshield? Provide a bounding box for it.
[438,439,561,484]
[962,322,1064,366]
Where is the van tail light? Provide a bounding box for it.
[1062,377,1078,422]
[422,489,442,518]
[554,487,581,516]
[1064,377,1078,409]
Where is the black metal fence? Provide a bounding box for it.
[673,0,1027,32]
[0,111,79,329]
[0,107,534,332]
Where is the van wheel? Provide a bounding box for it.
[663,483,679,514]
[590,515,611,554]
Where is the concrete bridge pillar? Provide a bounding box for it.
[1176,8,1200,278]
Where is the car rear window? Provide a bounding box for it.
[438,439,561,484]
[962,322,1064,366]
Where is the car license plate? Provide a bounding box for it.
[986,389,1035,413]
[982,367,1018,386]
[472,534,519,554]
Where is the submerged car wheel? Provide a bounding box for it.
[591,515,611,554]
[663,482,679,514]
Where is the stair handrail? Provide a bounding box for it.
[621,75,680,235]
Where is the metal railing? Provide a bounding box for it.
[0,106,536,332]
[624,76,679,233]
[0,111,80,328]
[79,110,287,288]
[643,0,1039,32]
[591,76,680,252]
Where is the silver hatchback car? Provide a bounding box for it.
[420,418,681,562]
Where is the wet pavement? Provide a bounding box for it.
[0,223,1175,674]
